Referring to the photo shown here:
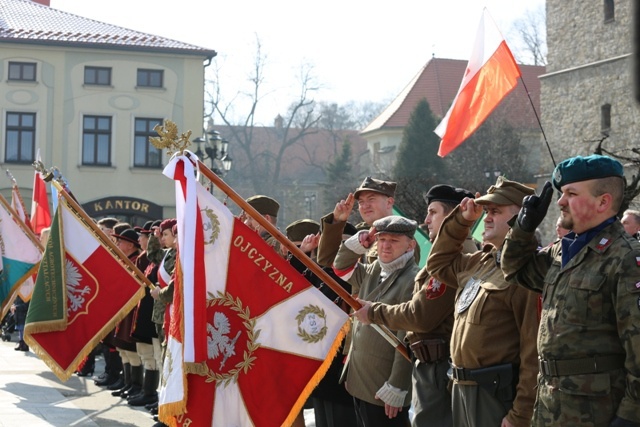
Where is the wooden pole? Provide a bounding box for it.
[50,180,156,291]
[186,152,410,362]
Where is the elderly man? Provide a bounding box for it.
[501,155,640,426]
[427,177,539,427]
[351,184,475,427]
[333,215,419,427]
[620,209,640,239]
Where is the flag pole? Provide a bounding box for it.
[185,152,411,362]
[47,179,157,291]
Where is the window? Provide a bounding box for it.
[137,69,163,88]
[5,112,35,163]
[601,103,611,135]
[84,66,111,85]
[8,62,36,81]
[134,118,163,167]
[82,115,112,166]
[604,0,615,22]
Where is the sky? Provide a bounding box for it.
[51,0,545,126]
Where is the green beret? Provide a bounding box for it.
[475,177,534,207]
[373,215,417,238]
[286,219,320,242]
[354,176,397,199]
[552,155,624,190]
[246,195,280,217]
[423,184,474,207]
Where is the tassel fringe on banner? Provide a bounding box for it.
[281,320,351,427]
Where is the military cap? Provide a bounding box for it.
[151,219,162,228]
[475,176,534,207]
[552,154,624,190]
[373,215,417,239]
[246,195,280,217]
[423,184,474,207]
[159,218,177,233]
[135,220,154,235]
[353,176,397,199]
[286,219,321,242]
[113,228,141,248]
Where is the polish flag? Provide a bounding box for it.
[30,153,51,235]
[435,9,522,157]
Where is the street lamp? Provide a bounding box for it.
[192,128,233,176]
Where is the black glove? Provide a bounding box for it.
[517,181,553,232]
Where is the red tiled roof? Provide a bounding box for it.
[0,0,216,57]
[362,57,545,134]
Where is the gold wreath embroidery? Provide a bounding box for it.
[202,207,221,246]
[296,305,328,343]
[202,291,260,387]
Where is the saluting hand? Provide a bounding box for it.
[299,233,320,253]
[460,193,483,222]
[359,227,377,248]
[333,193,355,222]
[351,298,372,324]
[518,181,553,232]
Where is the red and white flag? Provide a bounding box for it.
[24,197,145,381]
[435,8,521,157]
[159,154,350,427]
[30,152,52,235]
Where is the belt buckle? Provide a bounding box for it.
[539,359,556,376]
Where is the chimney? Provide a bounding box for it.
[274,114,284,130]
[31,0,51,5]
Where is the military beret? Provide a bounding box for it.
[286,219,321,242]
[159,218,177,233]
[475,176,534,207]
[354,176,397,199]
[552,154,624,190]
[113,228,141,248]
[246,195,280,217]
[423,184,474,207]
[373,215,417,239]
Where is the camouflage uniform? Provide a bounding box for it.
[502,219,640,426]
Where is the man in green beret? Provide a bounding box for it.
[333,215,419,426]
[501,154,640,426]
[427,177,539,427]
[243,195,283,254]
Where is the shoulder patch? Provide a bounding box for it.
[595,237,612,251]
[425,278,446,300]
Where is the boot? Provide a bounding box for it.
[15,340,28,351]
[123,365,143,399]
[111,363,131,395]
[95,351,122,387]
[128,369,159,406]
[76,349,96,376]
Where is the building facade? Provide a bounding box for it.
[0,0,216,225]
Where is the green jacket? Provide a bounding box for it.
[502,219,640,425]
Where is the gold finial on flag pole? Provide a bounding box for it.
[150,119,192,156]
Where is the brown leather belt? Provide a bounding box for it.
[538,354,625,377]
[410,338,449,364]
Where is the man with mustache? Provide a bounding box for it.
[501,155,640,426]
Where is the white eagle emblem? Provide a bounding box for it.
[207,312,242,369]
[66,259,91,314]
